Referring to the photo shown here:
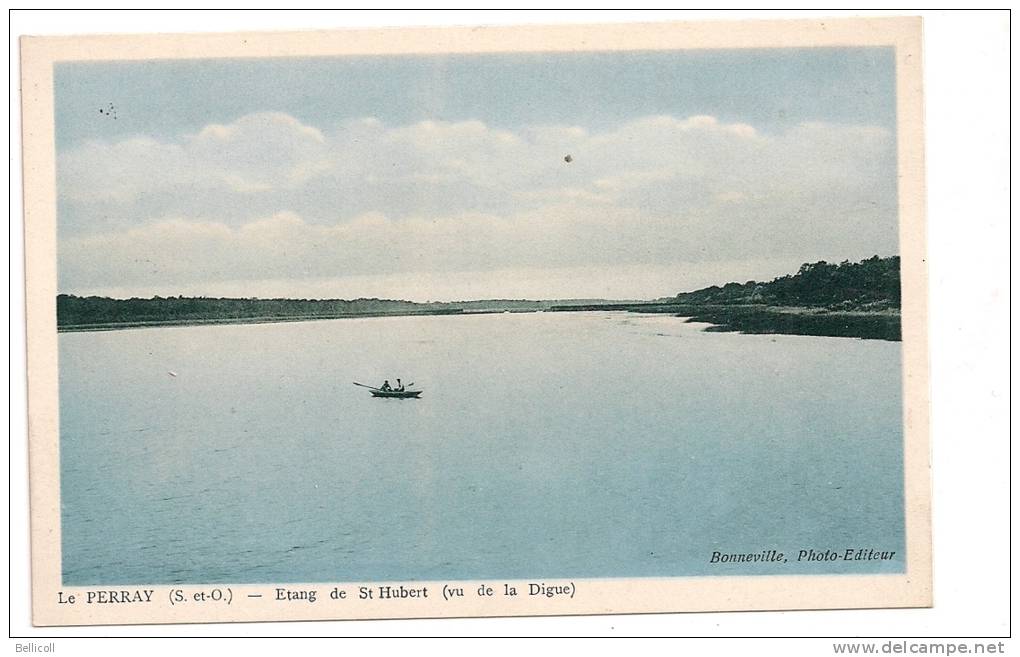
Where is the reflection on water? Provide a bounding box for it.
[59,312,904,584]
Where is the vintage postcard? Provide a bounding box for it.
[21,17,930,626]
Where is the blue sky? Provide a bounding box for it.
[56,48,894,147]
[55,48,899,300]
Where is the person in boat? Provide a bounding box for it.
[396,378,404,392]
[380,380,392,391]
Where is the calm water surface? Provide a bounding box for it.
[59,312,904,584]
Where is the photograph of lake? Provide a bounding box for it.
[59,312,903,584]
[53,42,907,586]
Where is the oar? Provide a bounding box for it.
[352,382,381,390]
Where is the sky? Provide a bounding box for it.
[55,48,898,301]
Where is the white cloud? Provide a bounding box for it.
[59,112,331,202]
[189,112,331,191]
[57,112,898,299]
[67,261,810,303]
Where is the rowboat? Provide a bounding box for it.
[353,382,422,398]
[369,389,422,398]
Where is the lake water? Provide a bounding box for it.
[59,312,904,585]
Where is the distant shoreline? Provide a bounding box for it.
[56,256,902,340]
[57,303,901,341]
[56,307,474,333]
[547,303,901,341]
[685,306,900,342]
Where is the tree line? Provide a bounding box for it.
[675,255,900,309]
[54,295,569,327]
[56,295,440,327]
[55,256,901,328]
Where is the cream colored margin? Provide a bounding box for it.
[21,17,930,626]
